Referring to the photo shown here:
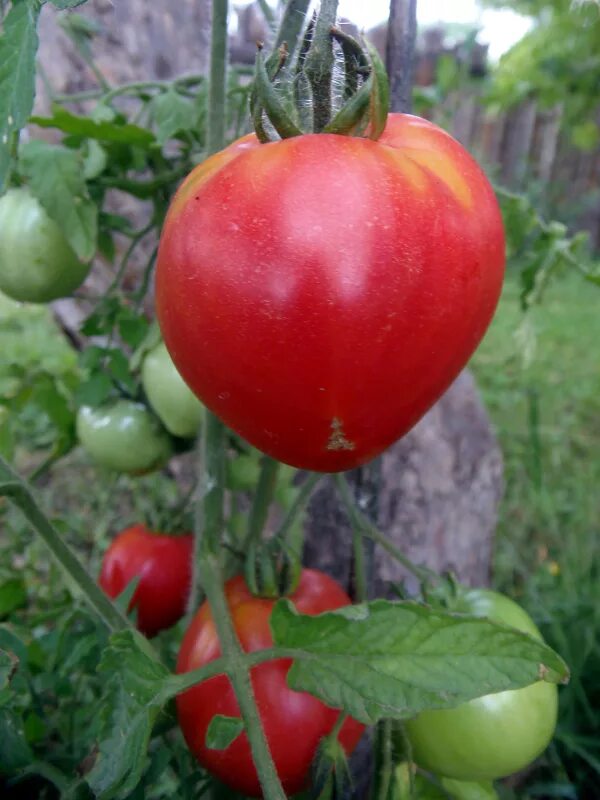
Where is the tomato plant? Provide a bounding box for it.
[0,187,89,303]
[404,589,559,781]
[141,340,204,438]
[99,524,193,637]
[0,2,574,799]
[176,569,365,796]
[76,400,173,474]
[156,114,505,472]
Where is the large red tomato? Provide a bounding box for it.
[99,524,193,637]
[176,570,365,796]
[156,115,505,471]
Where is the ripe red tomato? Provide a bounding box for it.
[99,524,192,637]
[176,570,365,796]
[156,115,504,471]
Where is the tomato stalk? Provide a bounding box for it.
[303,0,339,131]
[0,455,130,633]
[244,455,280,595]
[273,0,312,57]
[187,2,286,796]
[197,547,287,800]
[169,645,308,695]
[275,472,321,549]
[335,475,435,587]
[252,0,389,140]
[207,0,229,157]
[351,513,368,603]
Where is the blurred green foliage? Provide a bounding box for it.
[483,0,600,148]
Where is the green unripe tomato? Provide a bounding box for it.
[76,400,173,474]
[0,187,90,303]
[405,589,558,782]
[226,453,261,491]
[141,341,204,438]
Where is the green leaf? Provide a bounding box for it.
[0,0,41,192]
[271,600,569,725]
[151,89,199,146]
[205,714,244,750]
[116,307,149,350]
[74,371,113,407]
[0,708,33,771]
[50,0,89,8]
[31,106,156,146]
[86,630,172,799]
[20,140,98,261]
[106,348,136,393]
[83,139,108,179]
[0,578,27,618]
[441,777,498,800]
[570,120,599,152]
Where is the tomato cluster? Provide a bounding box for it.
[76,340,203,475]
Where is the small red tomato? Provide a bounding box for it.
[99,524,193,637]
[156,115,504,472]
[176,570,365,797]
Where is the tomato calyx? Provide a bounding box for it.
[244,535,302,600]
[251,4,390,143]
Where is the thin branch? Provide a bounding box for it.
[0,456,130,633]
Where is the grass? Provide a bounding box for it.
[470,271,600,798]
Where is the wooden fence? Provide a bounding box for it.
[434,93,600,251]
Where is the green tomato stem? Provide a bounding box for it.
[0,455,130,633]
[352,516,368,603]
[198,548,287,800]
[168,646,311,696]
[335,474,435,586]
[375,719,394,800]
[207,0,229,156]
[245,455,280,548]
[277,472,321,546]
[274,0,312,59]
[192,419,283,794]
[304,0,340,131]
[256,0,277,30]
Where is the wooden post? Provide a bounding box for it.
[386,0,417,114]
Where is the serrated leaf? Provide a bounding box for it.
[31,106,155,146]
[271,600,569,725]
[20,140,98,261]
[0,578,27,618]
[151,89,199,146]
[205,714,244,750]
[86,630,172,799]
[0,0,41,192]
